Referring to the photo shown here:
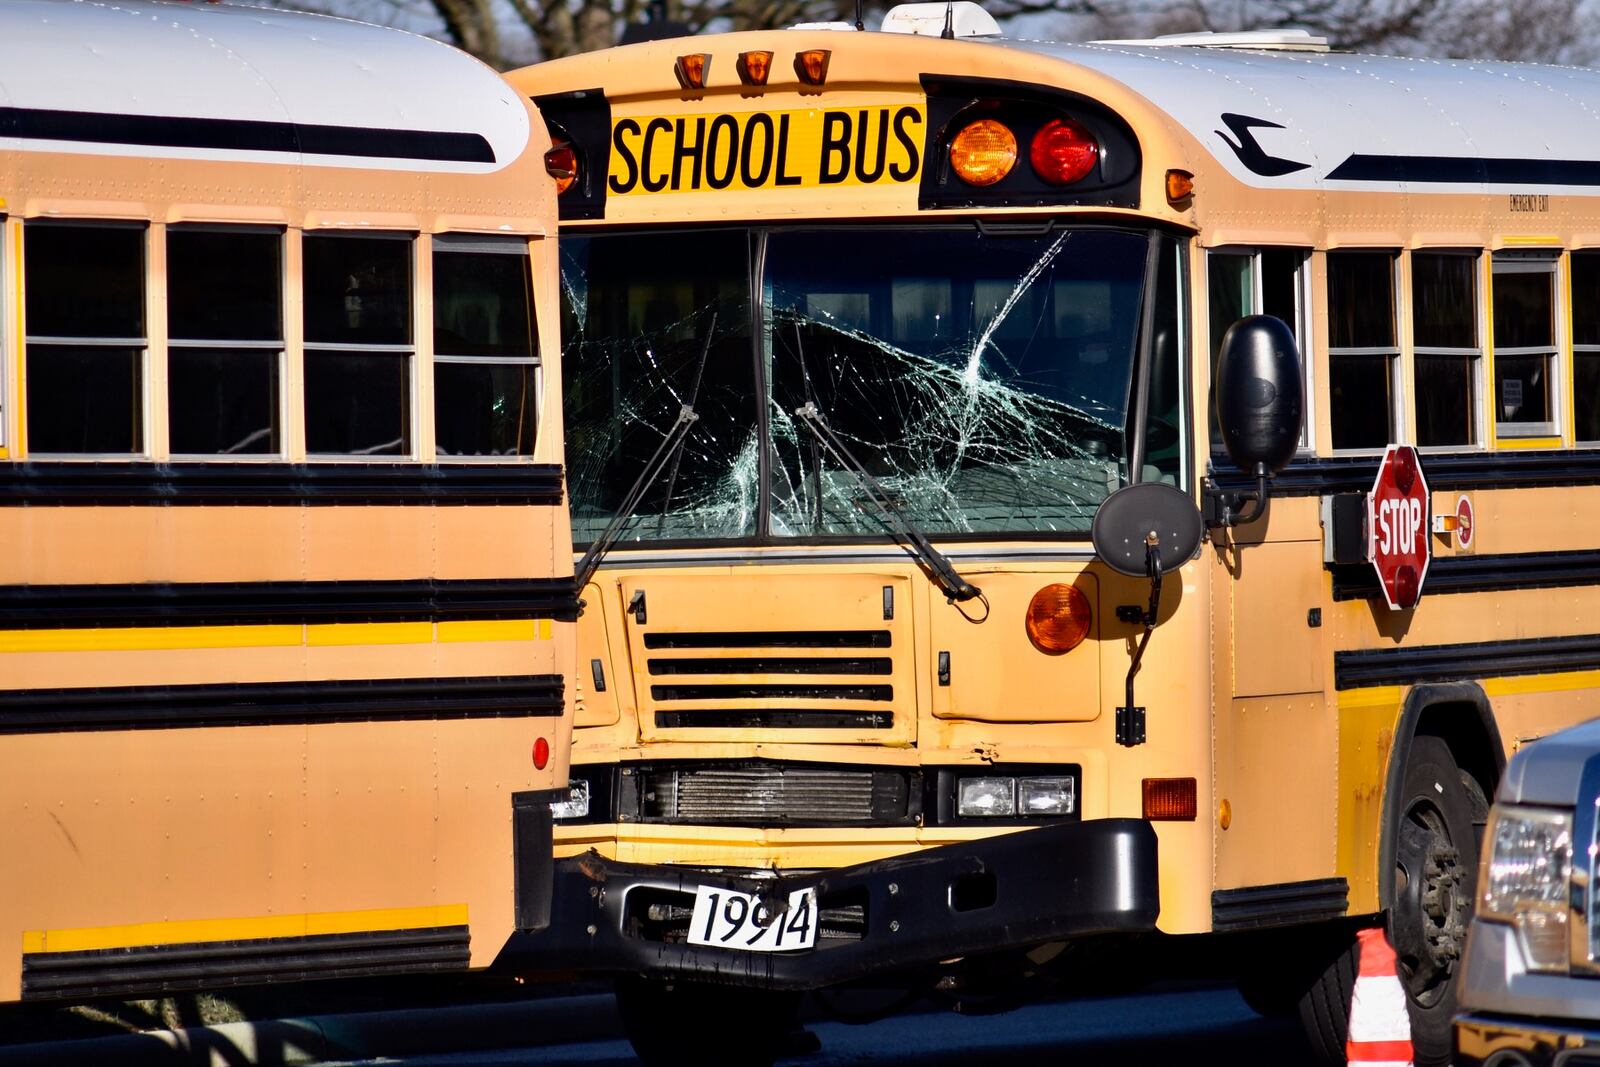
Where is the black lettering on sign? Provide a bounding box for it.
[1509,193,1551,212]
[705,114,738,190]
[855,108,888,183]
[641,118,672,192]
[740,112,775,187]
[610,118,641,194]
[819,111,852,185]
[889,106,922,181]
[672,117,706,191]
[774,114,802,186]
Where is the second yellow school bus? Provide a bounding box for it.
[509,13,1600,1064]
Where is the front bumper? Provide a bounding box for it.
[497,818,1158,989]
[1455,1014,1600,1067]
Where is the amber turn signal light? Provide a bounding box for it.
[794,48,830,86]
[1025,583,1092,654]
[675,53,711,90]
[544,141,577,195]
[738,50,774,86]
[949,119,1017,187]
[1165,169,1194,206]
[1143,777,1197,821]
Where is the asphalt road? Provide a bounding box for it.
[322,983,1315,1067]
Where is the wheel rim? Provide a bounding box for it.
[1392,797,1467,1008]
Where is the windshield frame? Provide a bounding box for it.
[560,220,1192,551]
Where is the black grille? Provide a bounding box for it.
[625,762,917,826]
[655,709,893,729]
[643,630,891,649]
[651,683,893,702]
[648,657,893,675]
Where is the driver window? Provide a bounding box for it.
[1207,247,1312,454]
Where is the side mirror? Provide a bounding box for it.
[1209,315,1305,526]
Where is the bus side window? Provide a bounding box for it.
[167,227,284,457]
[1574,251,1600,445]
[1327,250,1399,452]
[432,235,539,458]
[303,232,415,458]
[24,222,147,456]
[1207,247,1310,452]
[1411,251,1482,449]
[1490,251,1560,441]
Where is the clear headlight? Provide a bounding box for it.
[550,780,591,821]
[1481,804,1572,972]
[957,777,1016,817]
[1018,776,1075,816]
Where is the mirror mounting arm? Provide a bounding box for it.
[1116,534,1163,748]
[1202,462,1273,529]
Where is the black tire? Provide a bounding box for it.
[1296,736,1480,1067]
[1237,975,1301,1019]
[614,977,802,1067]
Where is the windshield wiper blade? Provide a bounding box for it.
[792,401,982,603]
[573,402,699,596]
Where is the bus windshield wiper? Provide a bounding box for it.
[573,315,718,598]
[792,401,983,605]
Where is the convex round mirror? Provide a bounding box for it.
[1091,482,1204,577]
[1215,314,1305,475]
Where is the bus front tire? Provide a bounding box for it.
[614,976,802,1067]
[1296,736,1478,1067]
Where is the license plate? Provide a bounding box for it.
[686,885,817,952]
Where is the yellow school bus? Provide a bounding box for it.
[0,1,575,1003]
[508,12,1600,1064]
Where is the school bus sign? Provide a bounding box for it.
[1368,444,1431,611]
[609,105,925,195]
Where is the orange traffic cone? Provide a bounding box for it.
[1346,926,1414,1067]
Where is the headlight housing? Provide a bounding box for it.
[954,774,1076,818]
[550,779,591,821]
[1480,804,1573,972]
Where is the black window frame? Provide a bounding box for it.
[1410,249,1484,451]
[1326,249,1401,453]
[1490,251,1561,442]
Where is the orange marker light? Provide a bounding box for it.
[675,53,711,91]
[1025,583,1092,654]
[1143,778,1198,821]
[1165,169,1195,206]
[738,50,774,86]
[532,736,551,770]
[794,49,831,86]
[544,141,578,195]
[949,119,1017,187]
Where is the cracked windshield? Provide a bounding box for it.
[560,227,1181,544]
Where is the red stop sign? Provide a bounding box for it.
[1367,444,1431,611]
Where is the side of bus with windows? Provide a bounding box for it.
[509,15,1600,1064]
[0,1,575,1004]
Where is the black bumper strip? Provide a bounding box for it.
[1212,877,1349,932]
[0,462,563,507]
[1332,549,1600,601]
[1211,450,1600,498]
[0,674,564,734]
[21,926,470,1000]
[1336,633,1600,691]
[495,818,1159,989]
[0,577,580,629]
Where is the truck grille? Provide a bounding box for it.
[644,630,896,731]
[627,762,917,826]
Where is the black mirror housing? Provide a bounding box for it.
[1215,314,1304,476]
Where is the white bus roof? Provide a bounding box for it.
[995,37,1600,195]
[0,0,529,173]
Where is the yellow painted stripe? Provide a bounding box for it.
[23,904,468,954]
[305,621,432,647]
[439,619,538,643]
[0,624,303,654]
[1337,686,1405,711]
[1497,435,1562,450]
[1340,670,1600,710]
[1502,235,1563,246]
[0,619,552,654]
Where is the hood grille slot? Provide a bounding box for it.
[633,763,915,825]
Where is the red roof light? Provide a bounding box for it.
[1029,118,1098,185]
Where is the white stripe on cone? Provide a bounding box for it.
[1346,927,1414,1067]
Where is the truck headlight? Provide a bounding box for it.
[957,777,1016,817]
[1481,804,1572,972]
[954,775,1077,818]
[550,780,591,821]
[1019,776,1076,816]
